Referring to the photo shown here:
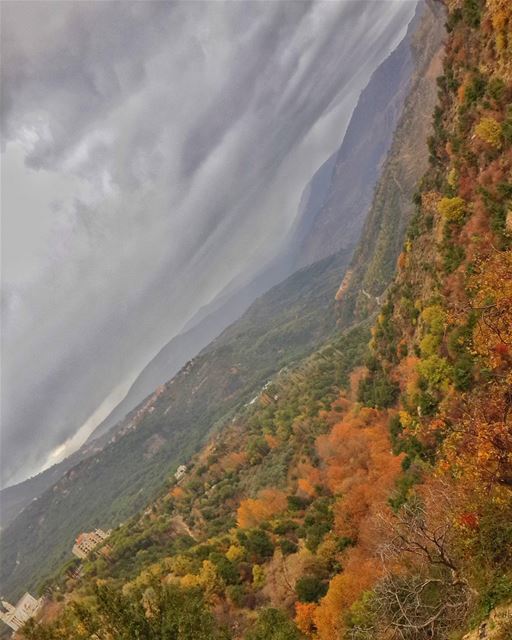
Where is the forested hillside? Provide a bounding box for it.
[0,1,445,605]
[0,0,431,530]
[0,247,354,601]
[6,1,512,639]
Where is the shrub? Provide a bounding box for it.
[445,8,462,33]
[447,320,475,357]
[389,415,403,454]
[388,467,422,511]
[287,495,311,512]
[443,243,465,273]
[274,520,298,535]
[247,437,270,464]
[421,305,445,335]
[358,369,399,409]
[453,353,474,390]
[252,564,266,589]
[487,77,506,102]
[346,591,378,638]
[475,117,502,148]
[502,114,512,147]
[209,552,240,585]
[464,73,487,106]
[481,575,512,614]
[226,584,245,607]
[280,539,298,556]
[243,529,274,560]
[414,389,438,416]
[462,0,481,27]
[295,575,328,603]
[438,196,466,223]
[420,333,441,357]
[417,356,453,391]
[245,608,302,640]
[447,167,458,188]
[304,522,331,553]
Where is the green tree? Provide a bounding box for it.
[295,575,328,603]
[243,529,274,561]
[245,608,303,640]
[24,583,229,640]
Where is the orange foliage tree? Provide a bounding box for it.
[297,462,322,498]
[218,451,247,472]
[316,407,403,539]
[294,602,317,637]
[237,488,287,528]
[313,550,381,640]
[307,405,403,638]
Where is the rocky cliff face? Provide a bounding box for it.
[336,0,446,328]
[293,2,426,268]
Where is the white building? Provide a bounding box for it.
[0,592,43,631]
[72,528,110,559]
[174,465,187,481]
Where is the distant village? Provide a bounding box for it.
[0,528,111,635]
[71,528,111,560]
[0,465,190,636]
[0,593,43,634]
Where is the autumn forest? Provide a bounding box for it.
[5,0,512,638]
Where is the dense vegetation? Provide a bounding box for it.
[7,1,512,639]
[19,324,371,639]
[0,248,353,600]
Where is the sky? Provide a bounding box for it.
[0,0,417,487]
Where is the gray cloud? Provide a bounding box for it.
[1,0,417,486]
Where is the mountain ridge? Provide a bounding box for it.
[0,246,354,599]
[0,3,423,529]
[86,3,423,445]
[22,2,512,639]
[10,2,512,639]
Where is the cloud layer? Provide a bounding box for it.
[1,0,416,486]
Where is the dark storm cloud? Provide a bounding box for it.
[1,0,417,486]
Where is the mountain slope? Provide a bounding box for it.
[26,7,512,640]
[336,0,512,634]
[85,4,422,445]
[0,2,423,529]
[86,269,292,442]
[0,443,101,531]
[0,0,445,606]
[16,2,512,640]
[0,246,354,599]
[335,0,445,328]
[295,2,421,268]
